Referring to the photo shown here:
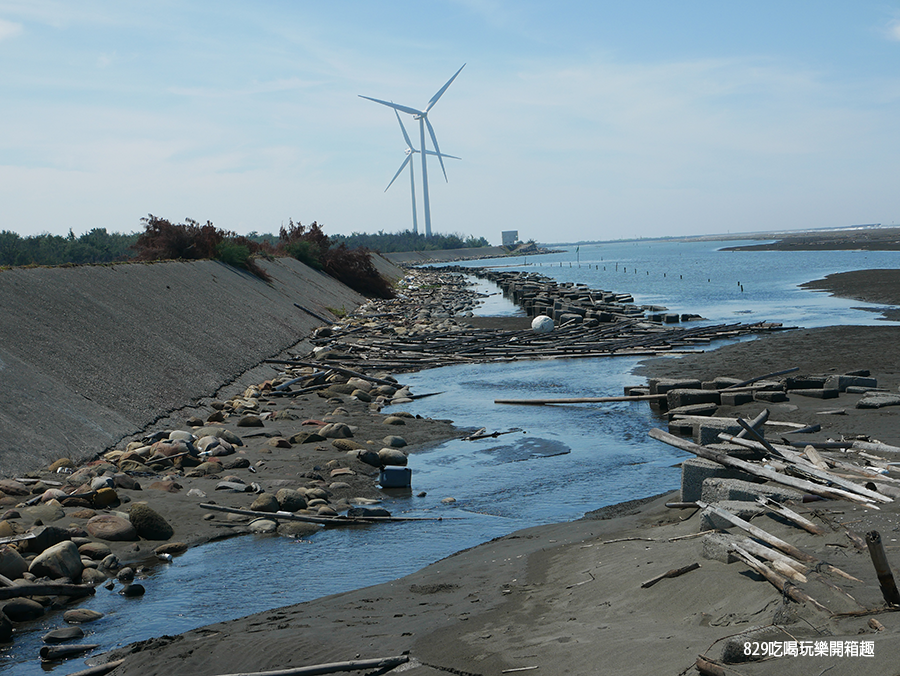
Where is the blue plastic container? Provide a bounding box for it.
[379,466,412,488]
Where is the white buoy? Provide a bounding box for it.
[531,315,554,333]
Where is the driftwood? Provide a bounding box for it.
[213,654,410,676]
[64,659,126,676]
[40,644,100,661]
[696,501,859,582]
[721,366,799,390]
[730,536,808,583]
[198,503,447,524]
[731,545,831,614]
[640,562,700,588]
[649,428,881,506]
[754,496,825,535]
[495,394,666,405]
[0,532,35,546]
[0,583,95,600]
[263,359,398,387]
[866,530,900,606]
[694,655,728,676]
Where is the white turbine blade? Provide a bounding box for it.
[358,95,423,117]
[425,150,461,160]
[385,154,412,192]
[425,63,466,113]
[425,117,449,181]
[394,108,415,150]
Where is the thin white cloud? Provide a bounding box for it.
[888,19,900,41]
[0,17,23,40]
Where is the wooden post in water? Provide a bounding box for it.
[866,530,900,605]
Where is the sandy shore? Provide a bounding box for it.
[8,266,900,675]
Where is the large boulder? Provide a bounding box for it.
[0,546,28,580]
[2,598,45,621]
[275,489,307,512]
[129,503,174,540]
[250,493,279,513]
[29,540,83,580]
[85,514,138,541]
[378,448,408,467]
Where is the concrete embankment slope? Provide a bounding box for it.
[0,256,390,475]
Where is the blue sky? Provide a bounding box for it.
[1,1,899,244]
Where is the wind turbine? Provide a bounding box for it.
[360,63,465,236]
[384,108,460,235]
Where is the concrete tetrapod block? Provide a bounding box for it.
[681,458,759,502]
[694,419,749,446]
[699,500,765,531]
[667,388,721,410]
[700,477,803,505]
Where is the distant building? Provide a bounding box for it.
[501,230,519,246]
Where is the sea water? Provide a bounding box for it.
[5,240,899,674]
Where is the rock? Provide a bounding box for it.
[92,487,120,508]
[382,435,408,448]
[42,626,85,643]
[154,542,188,556]
[382,416,406,426]
[29,540,83,579]
[237,415,264,427]
[0,610,9,642]
[85,515,138,541]
[112,473,141,490]
[275,489,307,512]
[47,458,74,472]
[290,431,327,444]
[355,449,381,468]
[222,457,251,470]
[0,479,29,496]
[24,501,66,524]
[78,542,112,560]
[2,598,45,621]
[247,518,278,534]
[69,508,96,519]
[117,567,135,583]
[118,459,154,473]
[216,481,251,493]
[148,481,182,493]
[250,493,279,513]
[332,438,365,451]
[441,497,457,504]
[0,545,29,579]
[90,476,115,491]
[23,525,70,553]
[99,554,120,571]
[80,567,108,585]
[169,430,195,442]
[319,423,353,438]
[276,522,322,538]
[186,416,205,427]
[64,608,104,623]
[350,389,372,402]
[378,448,408,467]
[121,583,145,597]
[193,426,243,446]
[267,437,292,449]
[129,504,174,540]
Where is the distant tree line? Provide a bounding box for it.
[0,228,138,267]
[1,219,492,298]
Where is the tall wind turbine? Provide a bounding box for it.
[360,64,465,236]
[384,108,460,235]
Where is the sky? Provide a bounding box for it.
[1,1,899,245]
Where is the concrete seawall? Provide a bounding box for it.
[0,256,393,475]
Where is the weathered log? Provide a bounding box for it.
[213,654,410,676]
[0,583,95,600]
[721,366,799,390]
[495,393,667,405]
[866,530,900,605]
[40,644,100,661]
[263,360,397,387]
[731,536,808,582]
[694,655,727,676]
[64,659,127,676]
[732,545,830,614]
[735,409,769,439]
[649,428,880,506]
[198,503,446,524]
[640,562,700,588]
[755,496,826,535]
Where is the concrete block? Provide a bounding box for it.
[681,458,757,502]
[649,378,702,395]
[666,402,718,421]
[702,532,739,564]
[668,421,694,437]
[667,388,721,410]
[825,375,878,392]
[754,390,788,403]
[857,394,900,409]
[694,419,746,445]
[705,443,766,462]
[791,388,839,399]
[700,477,803,504]
[719,392,754,407]
[700,500,765,531]
[785,376,827,390]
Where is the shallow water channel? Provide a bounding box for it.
[6,241,900,673]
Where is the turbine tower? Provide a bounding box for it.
[384,109,460,235]
[360,64,465,236]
